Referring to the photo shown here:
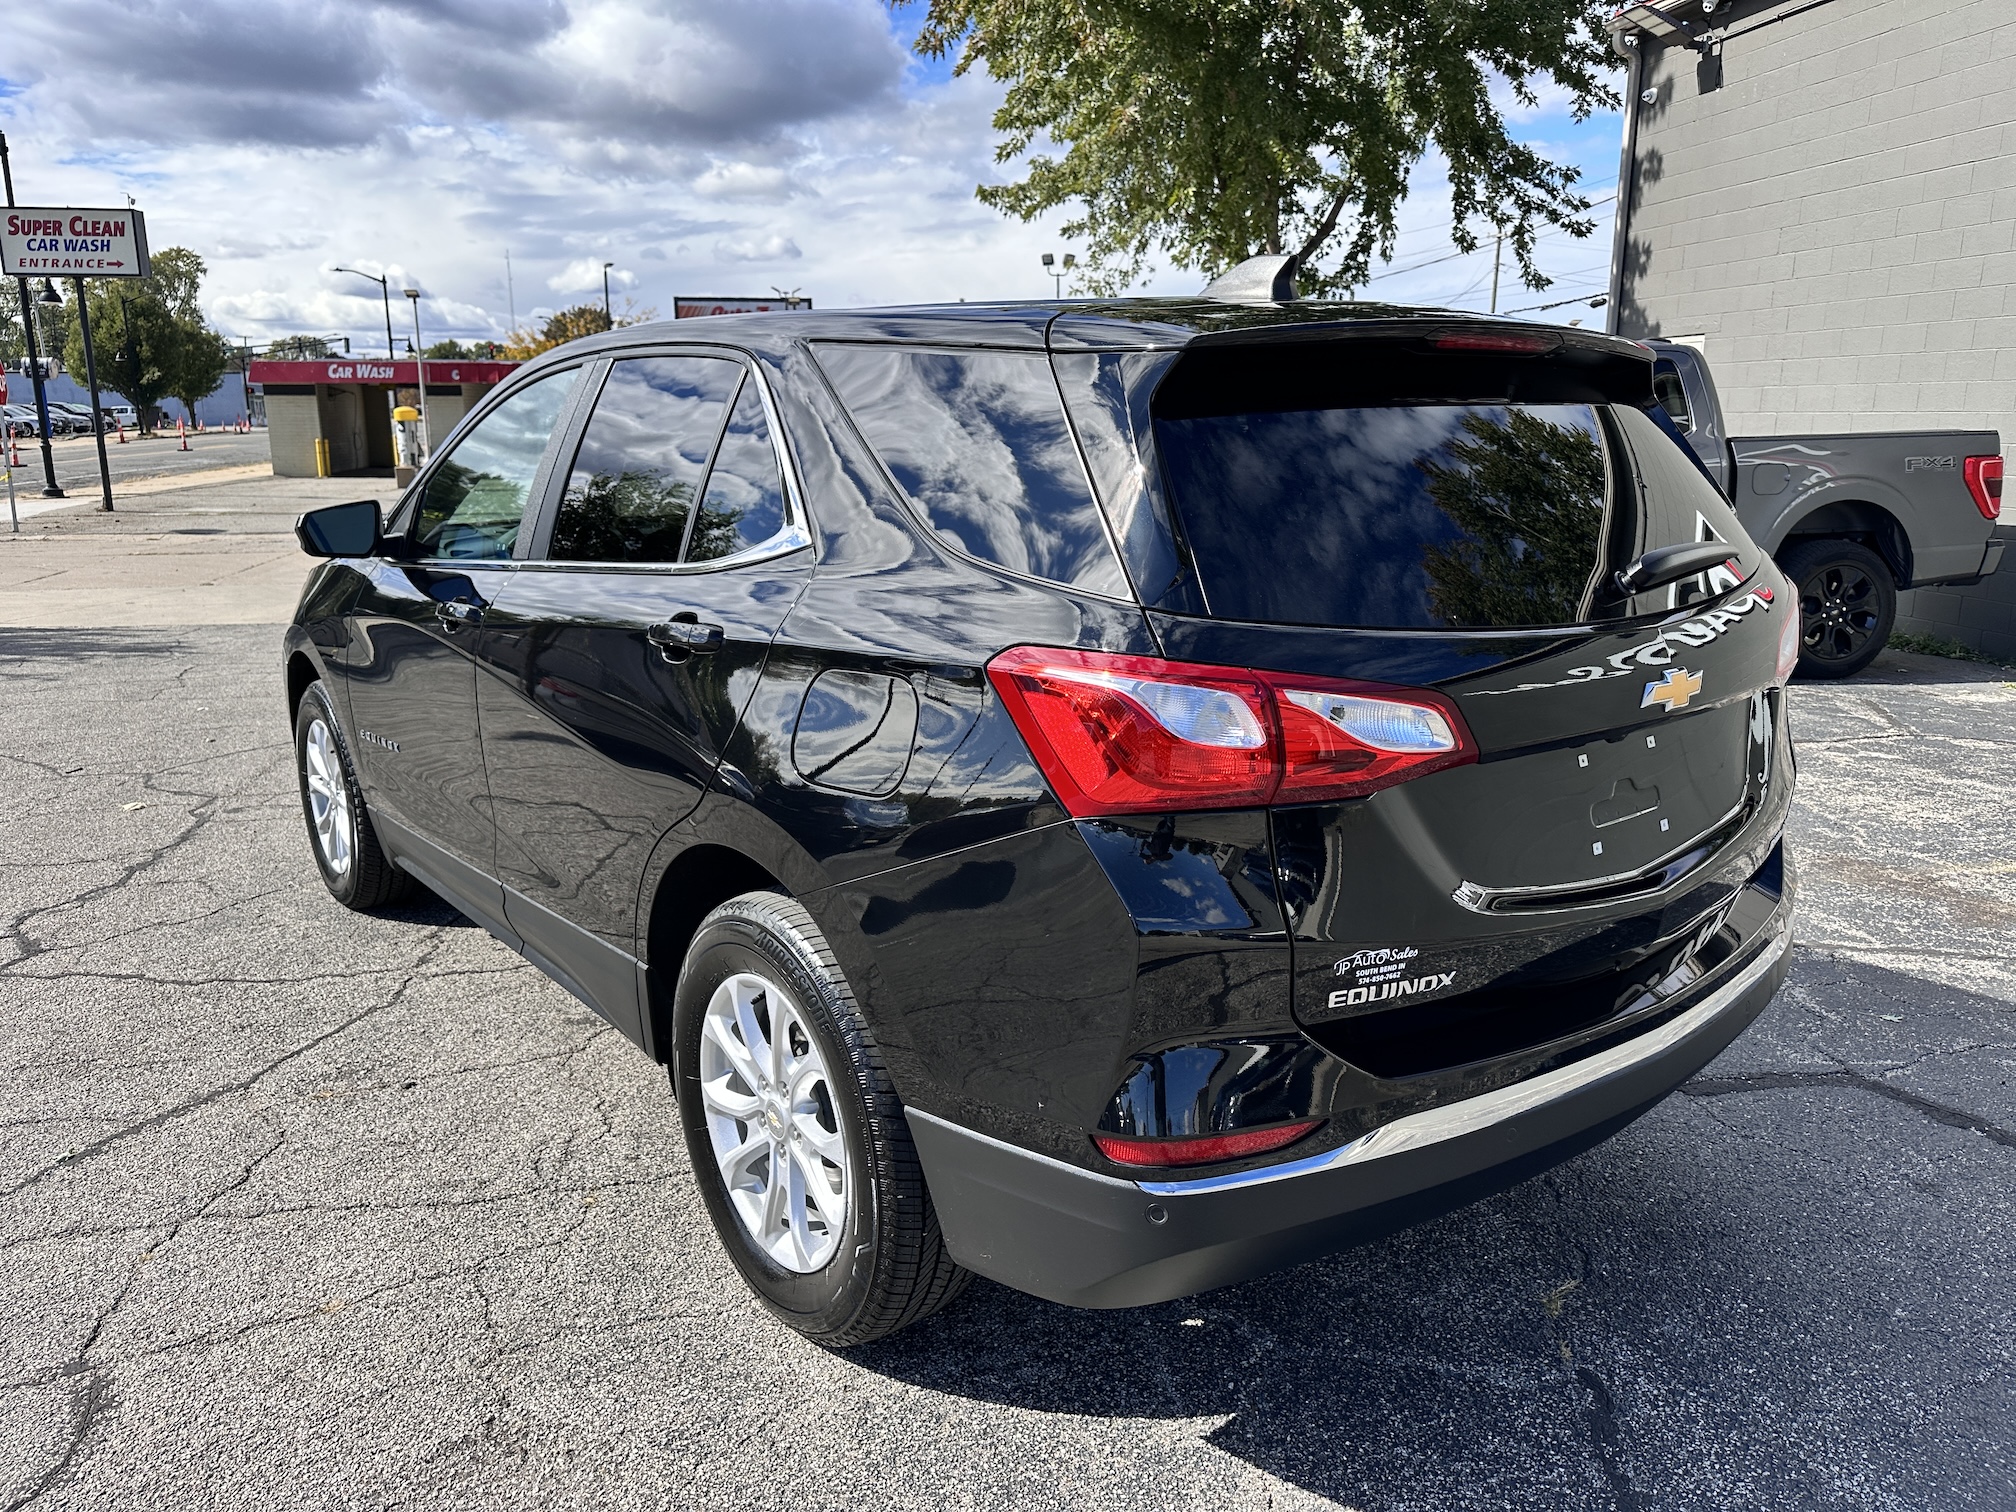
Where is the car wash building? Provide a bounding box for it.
[247,357,519,477]
[1606,0,2016,655]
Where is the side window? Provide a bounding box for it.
[813,344,1129,597]
[1652,361,1693,432]
[687,376,788,562]
[414,368,580,560]
[549,356,742,563]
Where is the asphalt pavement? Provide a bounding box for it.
[4,430,276,513]
[0,515,2011,1509]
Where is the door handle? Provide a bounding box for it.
[436,598,485,628]
[649,618,724,657]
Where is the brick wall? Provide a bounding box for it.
[1617,0,2016,650]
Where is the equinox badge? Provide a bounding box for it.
[1642,667,1703,712]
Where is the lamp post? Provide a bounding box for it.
[335,265,399,463]
[1039,252,1076,298]
[601,262,615,327]
[0,131,62,496]
[332,266,396,359]
[403,287,427,458]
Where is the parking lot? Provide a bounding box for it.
[2,476,2013,1511]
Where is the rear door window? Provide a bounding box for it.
[814,344,1129,598]
[1154,400,1759,630]
[548,356,742,563]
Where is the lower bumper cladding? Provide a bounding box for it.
[907,920,1791,1309]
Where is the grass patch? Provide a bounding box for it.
[1888,632,2016,669]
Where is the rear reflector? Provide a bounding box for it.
[1094,1119,1322,1169]
[1965,455,2003,520]
[1776,598,1800,684]
[987,647,1479,816]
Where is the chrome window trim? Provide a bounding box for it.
[507,525,814,577]
[1138,923,1789,1197]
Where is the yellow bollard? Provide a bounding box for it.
[314,437,332,478]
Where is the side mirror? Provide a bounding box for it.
[295,499,382,558]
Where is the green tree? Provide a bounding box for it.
[1417,409,1610,627]
[57,247,225,433]
[502,299,655,360]
[903,1,1617,296]
[0,281,25,369]
[266,334,340,359]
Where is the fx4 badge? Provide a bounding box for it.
[1641,667,1703,712]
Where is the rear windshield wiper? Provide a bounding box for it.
[1614,541,1737,598]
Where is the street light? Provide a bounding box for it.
[331,266,396,359]
[1040,252,1076,298]
[602,261,615,327]
[403,287,428,459]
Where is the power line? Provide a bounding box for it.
[1360,192,1618,285]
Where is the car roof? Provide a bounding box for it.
[519,297,1645,371]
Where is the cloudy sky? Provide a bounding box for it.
[1,1,1623,352]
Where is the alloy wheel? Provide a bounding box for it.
[302,718,354,877]
[1797,560,1881,665]
[698,971,849,1272]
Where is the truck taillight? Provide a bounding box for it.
[1965,455,2003,520]
[985,647,1477,817]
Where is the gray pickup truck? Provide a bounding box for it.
[1648,340,2003,677]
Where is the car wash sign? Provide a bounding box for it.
[0,207,151,278]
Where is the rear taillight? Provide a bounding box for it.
[1965,455,2003,520]
[986,647,1478,817]
[1094,1119,1322,1169]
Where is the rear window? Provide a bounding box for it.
[1155,398,1757,630]
[814,344,1130,598]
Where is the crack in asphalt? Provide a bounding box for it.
[0,934,455,1202]
[1681,1067,2016,1149]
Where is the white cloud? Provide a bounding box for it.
[0,0,1624,347]
[547,258,639,295]
[714,235,802,263]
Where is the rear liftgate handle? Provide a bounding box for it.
[649,614,725,662]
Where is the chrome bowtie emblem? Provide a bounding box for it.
[1642,667,1703,712]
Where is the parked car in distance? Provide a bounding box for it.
[283,267,1799,1344]
[48,401,106,433]
[1647,340,2001,677]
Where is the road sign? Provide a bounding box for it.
[674,295,812,318]
[0,207,150,278]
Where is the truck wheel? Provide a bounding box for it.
[1779,538,1896,679]
[673,890,969,1346]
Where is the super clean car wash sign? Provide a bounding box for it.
[0,206,150,278]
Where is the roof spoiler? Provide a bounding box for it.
[1201,253,1299,304]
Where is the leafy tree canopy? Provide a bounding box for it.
[902,0,1617,296]
[502,299,656,360]
[422,338,505,360]
[50,247,230,430]
[266,334,342,360]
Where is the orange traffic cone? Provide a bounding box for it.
[178,418,189,451]
[116,422,127,445]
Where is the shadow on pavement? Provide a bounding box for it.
[852,953,2016,1509]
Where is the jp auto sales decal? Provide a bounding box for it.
[1328,946,1455,1011]
[1464,588,1775,698]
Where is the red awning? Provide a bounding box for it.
[247,359,520,386]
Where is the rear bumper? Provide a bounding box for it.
[909,918,1790,1308]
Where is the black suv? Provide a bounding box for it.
[285,276,1798,1345]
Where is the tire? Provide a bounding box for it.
[293,680,412,911]
[673,890,969,1346]
[1779,537,1896,680]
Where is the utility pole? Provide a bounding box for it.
[1490,234,1503,315]
[404,288,428,458]
[0,132,64,497]
[505,249,516,336]
[601,262,614,326]
[70,278,114,511]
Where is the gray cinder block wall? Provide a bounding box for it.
[1611,0,2016,658]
